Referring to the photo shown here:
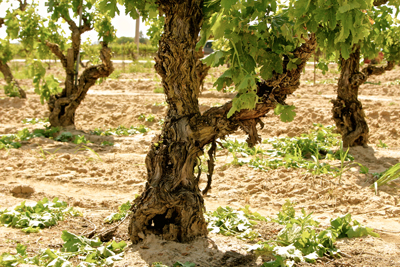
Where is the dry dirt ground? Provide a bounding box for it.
[0,63,400,266]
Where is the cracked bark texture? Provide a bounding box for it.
[45,15,113,127]
[332,47,394,147]
[128,0,317,243]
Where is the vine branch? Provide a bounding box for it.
[45,41,68,69]
[362,61,395,77]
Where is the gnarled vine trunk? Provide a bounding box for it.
[128,0,208,244]
[0,0,27,99]
[128,0,317,243]
[332,47,394,147]
[45,18,113,128]
[0,61,27,98]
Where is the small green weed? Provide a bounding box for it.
[74,145,103,163]
[22,118,49,125]
[371,163,400,190]
[104,201,132,224]
[221,124,368,178]
[101,141,114,146]
[220,139,264,157]
[377,140,388,149]
[138,114,155,122]
[154,86,164,93]
[36,146,62,160]
[153,101,167,106]
[390,79,400,85]
[264,124,351,161]
[55,132,73,142]
[91,125,149,136]
[73,135,91,145]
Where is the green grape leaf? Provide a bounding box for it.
[346,225,379,238]
[293,0,311,17]
[274,104,296,122]
[227,92,258,118]
[221,0,237,10]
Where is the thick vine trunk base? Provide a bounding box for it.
[332,98,369,147]
[128,122,208,244]
[128,186,207,244]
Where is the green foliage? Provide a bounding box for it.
[3,81,20,97]
[0,197,81,233]
[138,114,155,122]
[377,140,388,149]
[0,134,22,150]
[153,101,167,106]
[22,118,49,125]
[264,124,353,161]
[30,61,63,104]
[104,201,132,224]
[274,104,297,123]
[0,230,126,267]
[371,163,400,189]
[330,213,379,239]
[146,16,165,47]
[154,86,164,93]
[100,141,114,146]
[55,132,73,142]
[73,135,91,145]
[220,138,264,157]
[221,124,370,179]
[250,201,379,267]
[0,127,60,150]
[199,0,299,117]
[91,125,149,136]
[205,206,264,240]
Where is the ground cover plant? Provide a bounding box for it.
[202,202,380,267]
[0,231,127,267]
[0,127,59,150]
[220,124,365,180]
[0,198,81,233]
[250,201,379,267]
[91,125,149,136]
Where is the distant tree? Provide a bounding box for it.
[115,36,135,44]
[305,0,400,146]
[34,0,116,127]
[0,0,30,98]
[139,31,150,45]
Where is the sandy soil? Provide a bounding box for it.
[0,63,400,266]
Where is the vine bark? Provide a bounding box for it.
[45,16,113,127]
[128,0,317,243]
[332,47,394,147]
